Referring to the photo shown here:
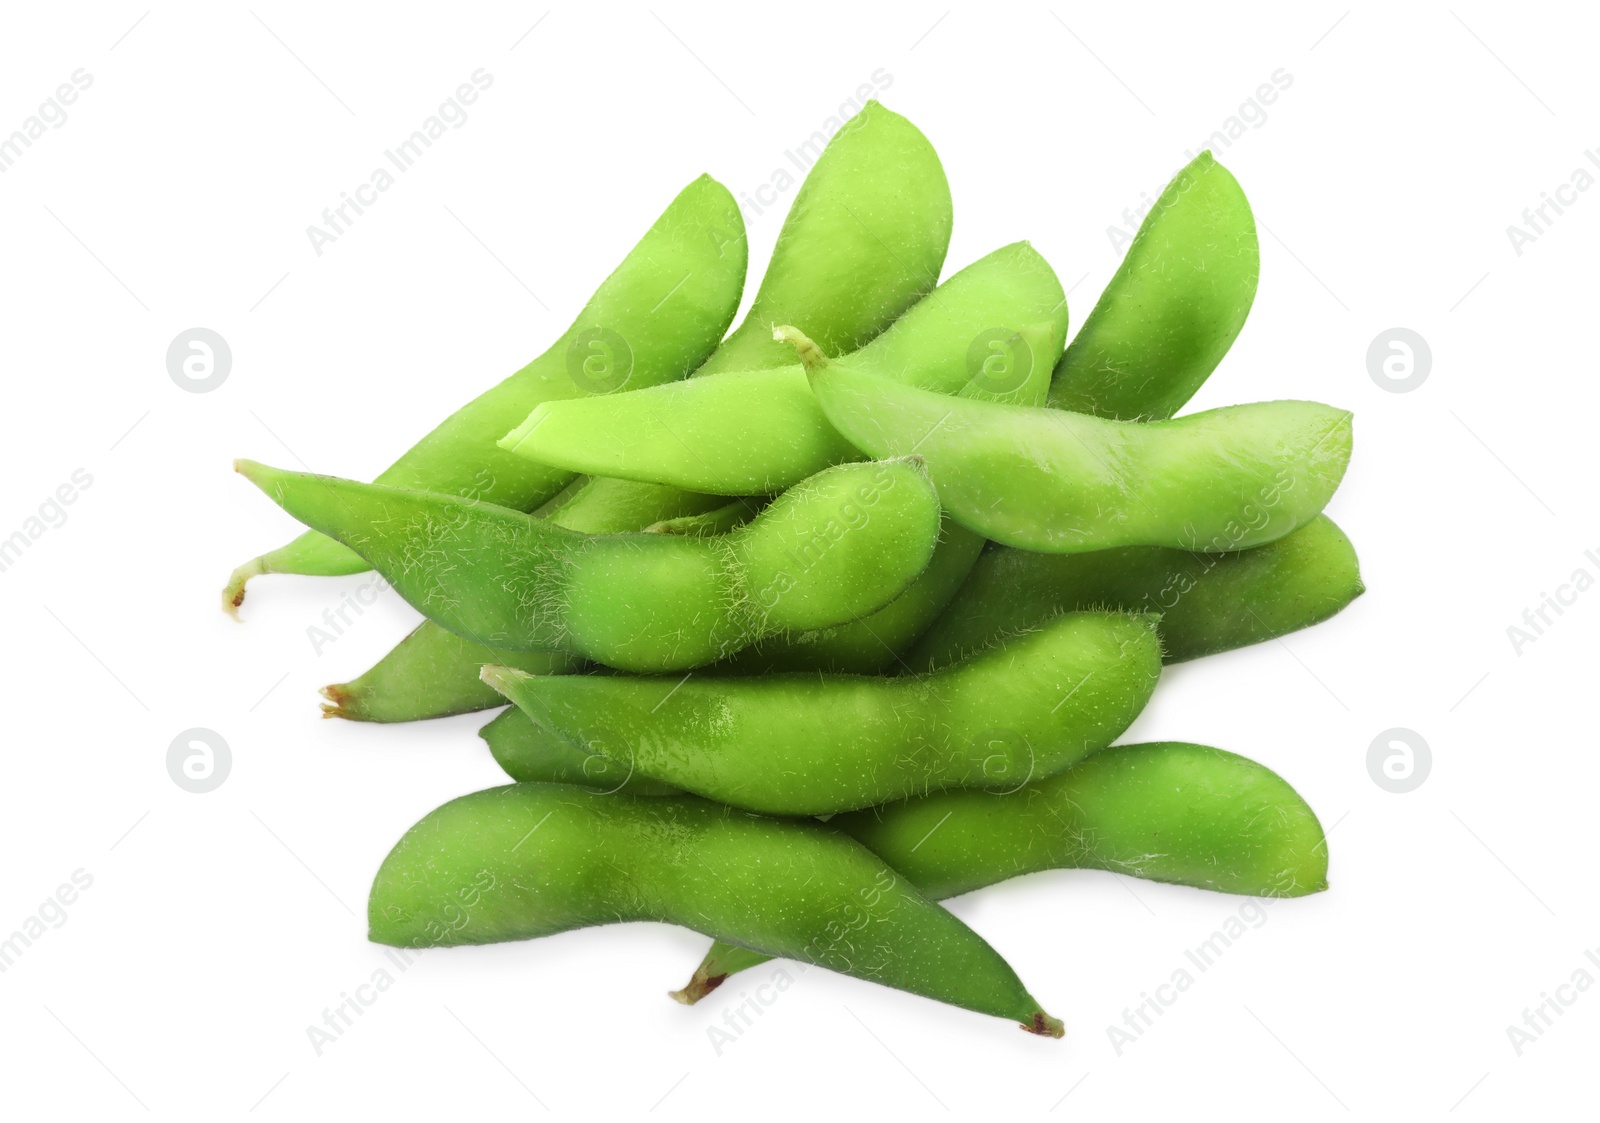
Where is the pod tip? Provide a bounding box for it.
[499,406,550,455]
[479,663,533,695]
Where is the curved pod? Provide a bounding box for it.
[483,611,1162,816]
[235,458,942,673]
[369,783,1062,1035]
[810,363,1352,554]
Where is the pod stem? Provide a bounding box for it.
[1024,1011,1066,1039]
[667,965,728,1006]
[319,683,359,721]
[221,555,268,619]
[772,325,828,372]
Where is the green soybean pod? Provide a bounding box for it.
[501,243,1067,494]
[321,481,736,722]
[692,100,951,376]
[1048,152,1259,420]
[223,175,747,613]
[235,458,942,673]
[369,783,1064,1036]
[482,611,1162,816]
[481,708,681,796]
[808,358,1352,555]
[906,515,1364,671]
[673,741,1327,1001]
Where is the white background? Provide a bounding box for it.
[1,2,1592,1118]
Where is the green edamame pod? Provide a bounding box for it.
[236,458,942,673]
[223,175,747,613]
[482,611,1162,816]
[809,359,1352,554]
[907,515,1364,671]
[1049,152,1259,420]
[322,480,735,721]
[722,517,986,674]
[693,100,951,376]
[674,741,1327,1001]
[369,783,1064,1036]
[501,243,1067,494]
[481,708,680,796]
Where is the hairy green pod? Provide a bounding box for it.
[693,100,952,375]
[482,611,1162,816]
[811,364,1352,554]
[236,459,942,673]
[1049,152,1259,420]
[369,783,1063,1035]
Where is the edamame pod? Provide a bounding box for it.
[674,741,1327,1001]
[223,175,748,613]
[482,611,1162,816]
[369,783,1064,1036]
[907,515,1364,671]
[693,100,951,375]
[501,243,1067,494]
[808,358,1352,554]
[236,458,942,673]
[323,480,737,721]
[1049,152,1259,420]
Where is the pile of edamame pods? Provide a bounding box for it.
[227,101,1359,1038]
